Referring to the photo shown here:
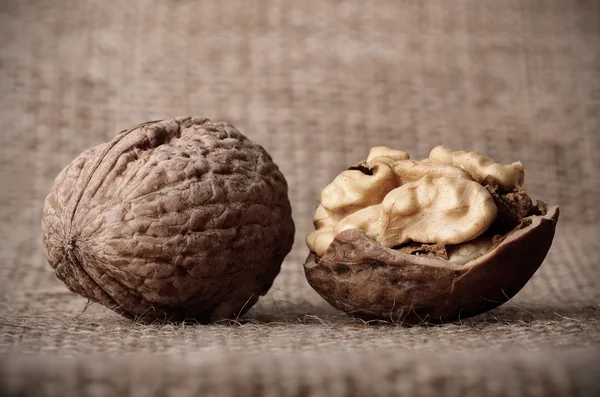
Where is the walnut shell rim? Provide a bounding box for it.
[304,206,559,325]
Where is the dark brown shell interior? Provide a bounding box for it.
[304,206,559,324]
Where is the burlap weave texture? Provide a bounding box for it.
[1,0,599,396]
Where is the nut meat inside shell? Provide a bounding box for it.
[42,117,294,322]
[304,146,558,324]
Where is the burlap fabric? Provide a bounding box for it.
[1,0,599,396]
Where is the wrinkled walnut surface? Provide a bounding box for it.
[42,117,294,322]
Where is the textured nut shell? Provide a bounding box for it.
[304,206,558,324]
[42,117,294,322]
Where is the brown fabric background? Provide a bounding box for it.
[0,0,599,396]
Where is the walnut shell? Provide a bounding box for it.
[42,117,294,322]
[304,206,559,324]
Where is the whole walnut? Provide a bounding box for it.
[305,146,558,324]
[42,117,294,322]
